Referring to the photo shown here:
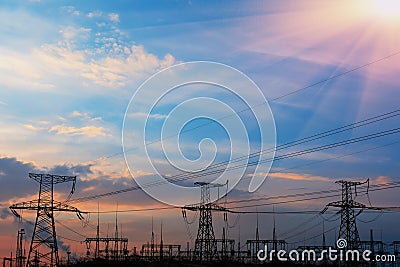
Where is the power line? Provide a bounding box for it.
[270,49,400,101]
[139,126,400,188]
[224,181,400,207]
[81,182,400,214]
[283,215,336,241]
[56,220,87,239]
[94,206,178,214]
[69,115,400,204]
[58,235,83,243]
[279,214,322,239]
[225,183,400,210]
[288,226,337,245]
[271,140,400,175]
[89,49,400,164]
[70,132,400,205]
[134,108,400,183]
[59,50,400,216]
[81,140,400,213]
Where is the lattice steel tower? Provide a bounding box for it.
[182,182,227,261]
[10,173,84,267]
[324,179,368,250]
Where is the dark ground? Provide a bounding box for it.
[63,259,341,267]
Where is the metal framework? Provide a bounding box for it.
[16,229,26,267]
[140,244,181,260]
[9,173,84,267]
[85,237,128,260]
[323,179,368,250]
[182,182,227,261]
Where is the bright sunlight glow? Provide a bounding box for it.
[368,0,400,21]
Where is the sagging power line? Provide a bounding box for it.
[68,109,400,204]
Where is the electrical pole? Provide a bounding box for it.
[182,182,227,261]
[95,202,100,259]
[9,173,85,267]
[16,229,25,267]
[322,179,368,250]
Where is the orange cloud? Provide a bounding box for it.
[248,172,330,182]
[49,124,111,137]
[269,172,330,182]
[22,124,45,131]
[372,175,392,185]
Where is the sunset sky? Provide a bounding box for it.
[0,0,400,261]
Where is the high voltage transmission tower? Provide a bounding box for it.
[322,179,370,250]
[9,173,85,267]
[182,182,227,261]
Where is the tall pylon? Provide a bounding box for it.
[182,182,227,261]
[10,173,85,267]
[323,179,368,250]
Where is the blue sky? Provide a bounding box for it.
[0,0,399,259]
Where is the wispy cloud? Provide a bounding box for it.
[108,13,120,23]
[61,6,81,16]
[86,10,103,18]
[59,26,91,41]
[270,172,330,182]
[0,8,176,91]
[127,112,168,120]
[49,124,111,137]
[248,171,330,182]
[22,124,46,131]
[70,110,102,122]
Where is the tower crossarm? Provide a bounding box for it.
[29,173,76,185]
[326,200,367,209]
[85,237,128,243]
[183,203,228,212]
[10,200,86,219]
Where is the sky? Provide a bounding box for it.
[0,0,400,261]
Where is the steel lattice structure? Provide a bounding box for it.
[323,179,368,250]
[183,182,227,261]
[10,173,85,267]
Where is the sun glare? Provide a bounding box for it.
[367,0,400,21]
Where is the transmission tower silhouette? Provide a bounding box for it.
[322,179,369,250]
[182,182,227,261]
[10,173,85,267]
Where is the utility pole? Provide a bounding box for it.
[16,229,25,267]
[114,209,119,261]
[160,222,163,261]
[9,173,85,267]
[95,203,100,259]
[182,182,227,261]
[151,217,154,260]
[322,179,368,250]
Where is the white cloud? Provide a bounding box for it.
[22,124,46,131]
[78,45,175,87]
[127,112,168,120]
[108,13,120,23]
[59,26,91,41]
[0,42,175,91]
[70,110,103,122]
[0,7,176,92]
[0,42,175,90]
[61,6,81,16]
[87,10,103,18]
